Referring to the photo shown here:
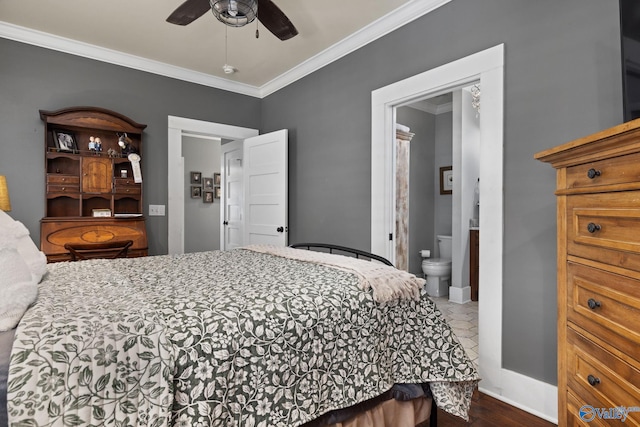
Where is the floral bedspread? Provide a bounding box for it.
[8,249,479,426]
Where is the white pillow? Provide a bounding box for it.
[0,247,38,331]
[0,210,47,283]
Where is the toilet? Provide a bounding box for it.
[421,235,452,297]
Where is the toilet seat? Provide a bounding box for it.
[422,258,451,266]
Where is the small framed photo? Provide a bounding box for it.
[191,186,202,198]
[203,191,214,203]
[214,187,221,199]
[440,166,453,195]
[203,177,214,190]
[53,130,78,153]
[190,171,202,184]
[214,173,221,185]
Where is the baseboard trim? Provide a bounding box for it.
[479,368,558,424]
[448,285,471,304]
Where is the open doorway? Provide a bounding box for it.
[371,44,505,401]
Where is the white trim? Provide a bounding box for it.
[372,44,555,422]
[167,116,258,254]
[480,370,558,425]
[0,21,261,98]
[0,0,450,98]
[259,0,451,97]
[448,285,470,304]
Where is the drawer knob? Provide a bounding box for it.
[587,298,601,310]
[587,223,601,233]
[587,168,601,179]
[587,374,600,387]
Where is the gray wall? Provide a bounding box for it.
[0,38,261,255]
[0,0,623,387]
[396,107,436,277]
[182,136,221,253]
[261,0,623,385]
[434,112,453,242]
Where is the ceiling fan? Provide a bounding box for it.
[167,0,298,41]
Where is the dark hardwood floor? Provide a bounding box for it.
[435,391,556,426]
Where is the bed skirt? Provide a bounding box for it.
[325,397,432,427]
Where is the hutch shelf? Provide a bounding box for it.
[40,106,148,262]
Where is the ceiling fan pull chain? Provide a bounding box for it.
[255,4,259,38]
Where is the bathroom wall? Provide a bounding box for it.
[397,107,436,276]
[434,111,453,253]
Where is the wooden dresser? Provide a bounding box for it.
[535,119,640,426]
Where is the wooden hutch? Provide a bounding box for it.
[40,107,148,262]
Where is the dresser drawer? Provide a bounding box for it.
[567,392,608,426]
[567,262,640,360]
[566,152,640,190]
[567,329,640,425]
[567,193,640,271]
[47,174,79,185]
[113,178,141,194]
[47,184,80,193]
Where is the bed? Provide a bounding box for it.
[1,240,479,427]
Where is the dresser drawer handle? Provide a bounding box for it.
[587,168,601,179]
[587,223,601,233]
[587,298,601,310]
[587,374,601,387]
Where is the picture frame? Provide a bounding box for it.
[440,166,453,195]
[213,173,221,186]
[203,177,214,190]
[214,187,221,199]
[190,171,202,184]
[53,130,78,153]
[203,191,214,203]
[191,186,202,199]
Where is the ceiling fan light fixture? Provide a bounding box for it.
[210,0,257,28]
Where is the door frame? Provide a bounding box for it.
[167,116,258,254]
[371,44,557,422]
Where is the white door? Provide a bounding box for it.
[243,130,288,246]
[221,140,244,250]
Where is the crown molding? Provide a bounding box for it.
[259,0,451,97]
[0,21,261,98]
[0,0,450,99]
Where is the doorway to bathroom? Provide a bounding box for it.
[371,44,505,398]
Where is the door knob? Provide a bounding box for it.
[277,226,284,233]
[223,221,228,226]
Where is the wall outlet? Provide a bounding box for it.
[149,204,165,216]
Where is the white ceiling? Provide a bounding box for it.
[0,0,449,97]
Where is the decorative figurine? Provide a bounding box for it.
[117,133,137,156]
[88,136,96,152]
[94,137,103,154]
[107,148,119,158]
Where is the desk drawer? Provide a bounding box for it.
[47,174,79,185]
[567,262,640,358]
[567,329,640,425]
[567,193,640,271]
[566,152,640,190]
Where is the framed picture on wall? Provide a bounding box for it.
[191,186,202,198]
[214,187,221,199]
[214,173,221,185]
[440,166,453,195]
[203,191,214,203]
[203,177,214,190]
[190,171,202,184]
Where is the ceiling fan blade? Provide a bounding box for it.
[257,0,298,41]
[167,0,211,25]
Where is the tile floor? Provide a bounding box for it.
[431,296,479,367]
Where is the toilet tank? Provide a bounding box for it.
[437,235,452,259]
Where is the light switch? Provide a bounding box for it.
[149,204,165,216]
